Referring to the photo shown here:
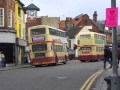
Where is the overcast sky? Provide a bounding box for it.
[20,0,120,23]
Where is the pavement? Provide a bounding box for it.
[93,64,120,90]
[0,62,120,90]
[0,64,32,71]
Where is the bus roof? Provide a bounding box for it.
[79,32,105,36]
[29,25,65,32]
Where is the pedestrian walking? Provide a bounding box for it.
[26,54,30,64]
[0,52,2,67]
[1,51,5,68]
[109,47,112,63]
[117,45,120,67]
[103,45,112,69]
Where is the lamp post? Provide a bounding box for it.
[104,0,120,90]
[111,0,118,76]
[111,0,120,89]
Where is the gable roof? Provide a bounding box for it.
[74,14,84,20]
[16,0,26,14]
[91,20,105,31]
[25,3,40,11]
[66,27,83,38]
[74,14,105,32]
[16,0,24,7]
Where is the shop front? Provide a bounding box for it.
[0,32,16,64]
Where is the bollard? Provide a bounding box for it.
[111,76,120,90]
[104,76,112,90]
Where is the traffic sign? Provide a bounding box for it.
[106,7,118,27]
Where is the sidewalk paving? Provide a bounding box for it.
[0,64,32,71]
[93,64,120,90]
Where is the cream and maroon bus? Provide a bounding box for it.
[78,32,106,62]
[28,25,68,66]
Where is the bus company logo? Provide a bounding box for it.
[32,36,45,42]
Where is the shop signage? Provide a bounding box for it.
[32,36,45,42]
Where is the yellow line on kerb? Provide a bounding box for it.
[85,69,104,90]
[80,64,110,90]
[80,69,103,90]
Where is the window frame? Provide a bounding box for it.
[8,9,12,27]
[18,7,21,17]
[0,8,4,27]
[32,44,47,52]
[31,28,46,36]
[49,28,66,37]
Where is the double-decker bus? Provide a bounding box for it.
[28,25,68,66]
[77,32,106,62]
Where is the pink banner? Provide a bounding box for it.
[106,7,118,27]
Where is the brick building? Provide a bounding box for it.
[0,0,16,64]
[59,11,112,44]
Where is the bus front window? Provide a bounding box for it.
[32,44,47,52]
[31,28,46,35]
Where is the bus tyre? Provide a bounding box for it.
[80,60,85,62]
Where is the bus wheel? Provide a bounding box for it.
[80,60,85,62]
[35,65,41,67]
[63,55,67,64]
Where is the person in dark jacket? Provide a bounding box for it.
[109,48,112,63]
[117,45,120,67]
[103,45,112,69]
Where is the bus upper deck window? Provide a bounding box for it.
[31,28,45,35]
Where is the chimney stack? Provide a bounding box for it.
[93,11,97,22]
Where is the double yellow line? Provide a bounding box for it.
[80,65,110,90]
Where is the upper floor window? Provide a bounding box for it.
[0,8,4,26]
[19,24,21,37]
[8,9,12,27]
[18,7,21,17]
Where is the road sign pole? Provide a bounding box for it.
[111,0,120,90]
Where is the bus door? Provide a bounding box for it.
[52,42,57,56]
[52,43,58,64]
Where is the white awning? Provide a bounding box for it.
[0,32,16,43]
